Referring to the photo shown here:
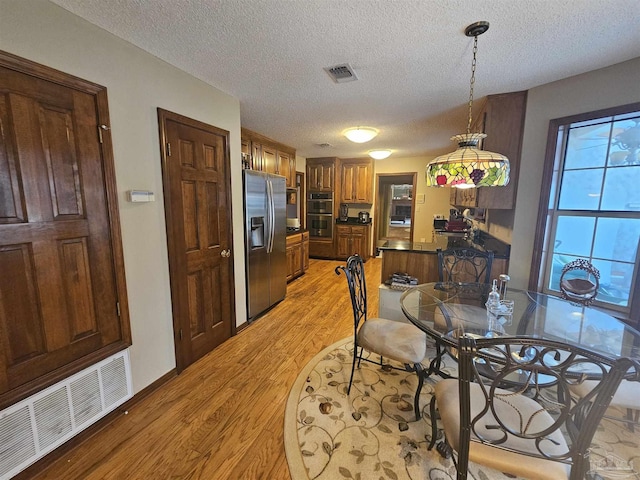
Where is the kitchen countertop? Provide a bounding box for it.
[286,228,307,237]
[378,231,510,259]
[336,217,372,225]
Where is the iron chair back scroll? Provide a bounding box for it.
[429,334,639,480]
[336,254,431,420]
[437,248,495,284]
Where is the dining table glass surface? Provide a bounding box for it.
[399,282,640,362]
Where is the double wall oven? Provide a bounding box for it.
[307,192,333,239]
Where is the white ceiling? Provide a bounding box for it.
[51,0,640,159]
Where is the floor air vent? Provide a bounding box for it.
[324,63,358,83]
[0,350,131,479]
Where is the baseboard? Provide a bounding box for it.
[13,368,177,480]
[236,320,250,332]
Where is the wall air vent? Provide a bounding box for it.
[324,63,358,83]
[0,350,132,479]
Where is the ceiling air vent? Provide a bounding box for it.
[324,63,358,83]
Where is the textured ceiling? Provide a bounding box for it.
[50,0,640,159]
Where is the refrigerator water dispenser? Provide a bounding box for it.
[250,217,264,249]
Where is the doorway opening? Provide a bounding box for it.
[375,173,417,251]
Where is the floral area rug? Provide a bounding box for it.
[284,337,639,480]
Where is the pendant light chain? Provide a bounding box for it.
[466,34,478,135]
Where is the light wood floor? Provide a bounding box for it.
[31,257,382,480]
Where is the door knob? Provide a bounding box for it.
[220,249,231,257]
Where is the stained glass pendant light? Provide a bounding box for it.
[426,21,510,188]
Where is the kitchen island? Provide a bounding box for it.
[378,232,510,285]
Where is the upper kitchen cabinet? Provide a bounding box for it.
[306,157,335,192]
[241,128,296,187]
[450,91,527,209]
[339,158,373,203]
[277,151,295,187]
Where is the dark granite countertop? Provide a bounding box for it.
[336,217,372,225]
[378,231,510,259]
[286,228,308,237]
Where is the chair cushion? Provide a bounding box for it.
[570,378,639,410]
[435,379,570,480]
[357,318,427,365]
[434,304,486,332]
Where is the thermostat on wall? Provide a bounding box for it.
[127,190,155,202]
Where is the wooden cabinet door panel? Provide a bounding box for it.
[0,60,128,407]
[351,226,366,258]
[292,244,302,277]
[335,226,350,259]
[320,163,334,191]
[302,232,309,271]
[251,142,262,171]
[307,164,320,190]
[277,151,294,187]
[353,164,372,202]
[341,164,355,202]
[261,145,277,175]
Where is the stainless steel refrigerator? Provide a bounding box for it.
[243,170,287,321]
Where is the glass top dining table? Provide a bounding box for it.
[399,282,640,362]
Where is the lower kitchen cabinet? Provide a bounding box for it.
[302,231,309,271]
[286,231,310,282]
[336,224,370,261]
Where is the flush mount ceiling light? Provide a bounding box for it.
[343,127,378,143]
[426,21,510,189]
[368,149,392,160]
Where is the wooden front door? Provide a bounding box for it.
[158,109,234,372]
[0,51,130,409]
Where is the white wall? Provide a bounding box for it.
[1,0,246,394]
[510,57,640,289]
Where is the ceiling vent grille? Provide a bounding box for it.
[324,63,358,83]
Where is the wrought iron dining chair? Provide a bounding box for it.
[433,249,494,378]
[559,258,600,306]
[336,254,431,420]
[437,248,494,284]
[428,334,638,480]
[570,378,640,432]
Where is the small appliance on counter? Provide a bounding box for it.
[358,211,370,223]
[339,203,349,221]
[286,217,301,232]
[433,214,447,231]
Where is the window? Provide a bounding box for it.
[539,105,640,316]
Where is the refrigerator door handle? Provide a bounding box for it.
[267,178,274,253]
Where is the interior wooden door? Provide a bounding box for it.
[158,109,234,372]
[0,51,130,409]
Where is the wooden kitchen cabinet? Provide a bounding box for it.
[336,224,370,261]
[286,233,303,281]
[241,128,297,187]
[339,158,373,203]
[450,91,527,209]
[286,231,310,281]
[261,144,278,175]
[306,158,335,192]
[277,150,296,188]
[302,231,310,271]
